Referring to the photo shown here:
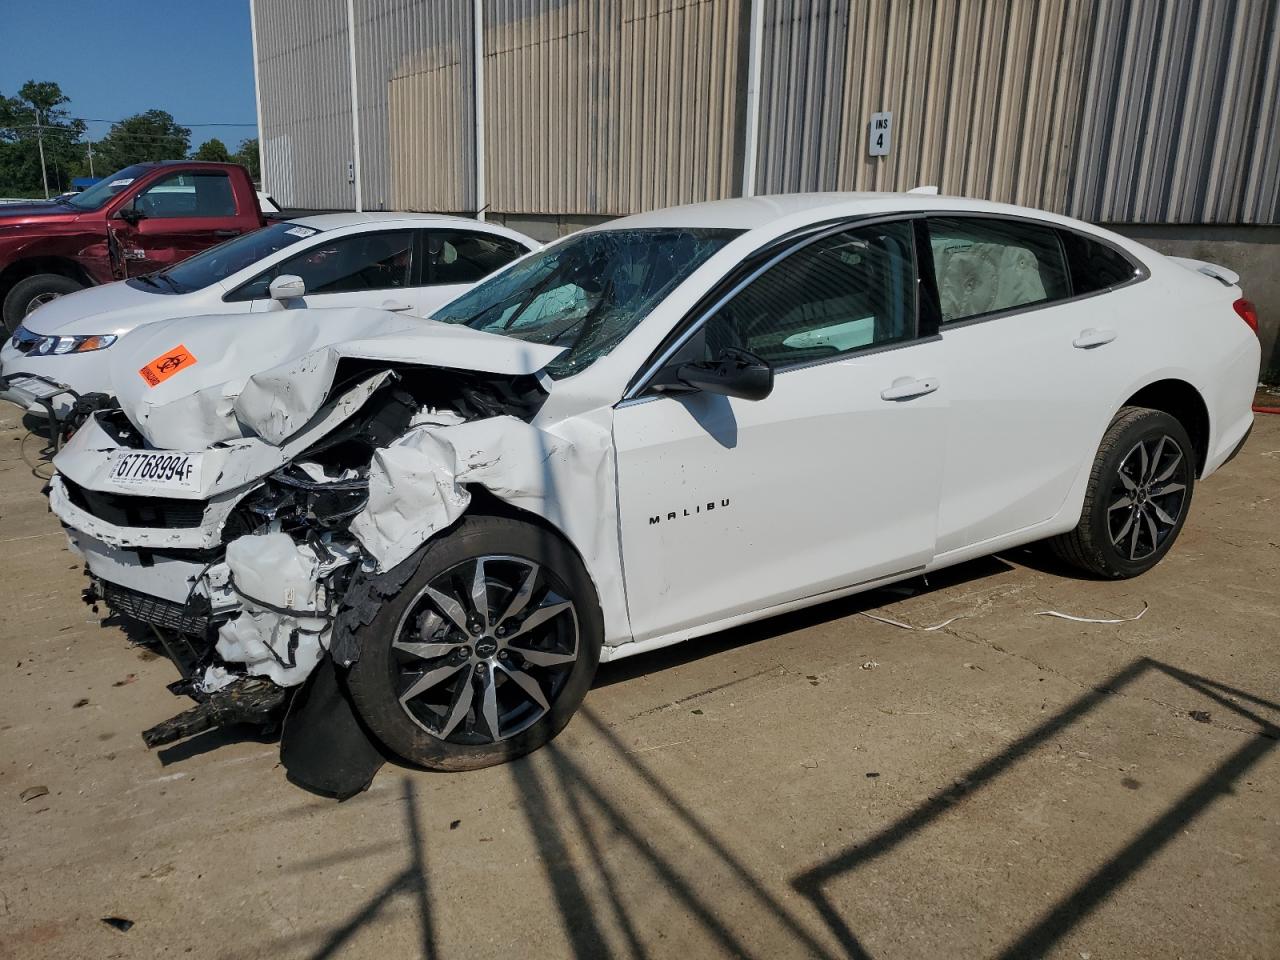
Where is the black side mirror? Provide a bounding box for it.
[677,347,774,401]
[118,205,144,225]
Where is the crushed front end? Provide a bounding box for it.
[50,352,552,768]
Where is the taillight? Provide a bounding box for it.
[1233,298,1259,335]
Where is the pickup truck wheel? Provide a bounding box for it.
[346,516,603,771]
[3,274,85,331]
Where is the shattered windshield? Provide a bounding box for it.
[431,227,741,378]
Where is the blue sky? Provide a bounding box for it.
[0,0,258,151]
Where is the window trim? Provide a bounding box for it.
[221,227,416,302]
[920,213,1148,333]
[623,213,924,401]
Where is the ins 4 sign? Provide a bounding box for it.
[869,111,892,157]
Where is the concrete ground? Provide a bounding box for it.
[0,408,1276,960]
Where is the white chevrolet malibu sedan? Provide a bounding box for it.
[0,212,536,419]
[46,193,1259,786]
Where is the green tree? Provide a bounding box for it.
[94,110,191,170]
[0,80,86,195]
[192,137,231,162]
[233,137,260,182]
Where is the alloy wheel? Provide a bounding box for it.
[1107,434,1190,561]
[390,555,579,744]
[25,291,62,314]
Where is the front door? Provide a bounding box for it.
[613,220,947,643]
[112,170,252,277]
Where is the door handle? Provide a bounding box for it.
[1073,327,1117,349]
[214,229,241,237]
[380,299,413,312]
[880,376,940,401]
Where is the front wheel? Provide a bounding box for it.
[2,273,85,331]
[346,515,603,771]
[1050,406,1196,578]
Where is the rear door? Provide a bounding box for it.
[613,219,947,643]
[415,229,534,315]
[926,215,1137,556]
[112,170,255,276]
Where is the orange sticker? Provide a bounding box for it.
[139,345,198,387]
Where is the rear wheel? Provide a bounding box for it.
[346,515,602,771]
[1050,406,1195,578]
[2,273,85,331]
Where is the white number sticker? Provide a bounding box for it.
[109,451,202,490]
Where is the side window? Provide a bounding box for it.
[928,217,1069,323]
[228,230,413,301]
[425,231,530,285]
[701,221,917,367]
[134,172,236,219]
[1058,229,1139,295]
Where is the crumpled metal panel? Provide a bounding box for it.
[484,0,744,216]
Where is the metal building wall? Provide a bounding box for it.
[254,0,1279,224]
[1069,0,1280,224]
[755,0,1094,212]
[754,0,1280,224]
[483,0,745,216]
[254,0,356,210]
[355,0,474,212]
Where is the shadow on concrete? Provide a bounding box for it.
[306,778,439,960]
[279,652,1275,959]
[790,657,1280,959]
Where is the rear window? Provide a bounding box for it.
[426,231,531,285]
[1058,230,1139,295]
[928,217,1069,323]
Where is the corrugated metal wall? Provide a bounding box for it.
[754,0,1279,224]
[254,0,1280,223]
[357,0,474,212]
[483,0,744,216]
[1070,0,1280,224]
[254,0,356,210]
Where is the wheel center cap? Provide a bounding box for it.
[475,637,498,658]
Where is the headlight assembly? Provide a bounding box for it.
[19,327,117,356]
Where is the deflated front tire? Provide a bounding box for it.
[345,515,603,771]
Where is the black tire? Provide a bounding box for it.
[346,515,603,771]
[2,273,84,331]
[1049,406,1196,579]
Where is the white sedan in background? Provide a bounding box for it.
[0,213,537,417]
[47,192,1260,786]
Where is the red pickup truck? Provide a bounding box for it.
[0,161,268,331]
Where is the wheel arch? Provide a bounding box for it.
[1120,378,1210,476]
[0,256,94,304]
[463,486,600,590]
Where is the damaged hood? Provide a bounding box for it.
[107,307,564,450]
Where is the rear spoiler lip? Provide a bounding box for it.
[1167,256,1240,288]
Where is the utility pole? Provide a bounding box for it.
[87,139,95,178]
[35,108,49,199]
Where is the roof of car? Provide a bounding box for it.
[601,191,1083,232]
[290,211,503,230]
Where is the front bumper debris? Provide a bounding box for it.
[141,677,289,748]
